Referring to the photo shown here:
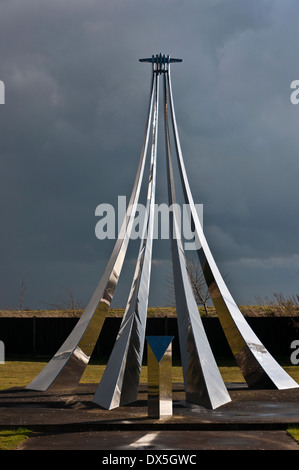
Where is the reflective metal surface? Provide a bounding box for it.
[146,336,173,419]
[28,52,298,405]
[163,63,231,409]
[26,70,157,392]
[166,65,298,391]
[92,68,159,409]
[0,340,4,364]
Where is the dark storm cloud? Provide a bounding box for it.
[0,0,299,308]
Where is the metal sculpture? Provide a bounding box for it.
[162,58,232,408]
[27,53,298,407]
[92,69,159,409]
[92,55,231,410]
[0,340,4,364]
[146,336,174,419]
[164,61,298,391]
[26,68,157,392]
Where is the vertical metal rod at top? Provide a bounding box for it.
[92,66,160,409]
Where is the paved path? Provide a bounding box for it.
[18,429,299,450]
[1,383,298,451]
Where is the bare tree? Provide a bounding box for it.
[255,292,299,316]
[46,287,84,314]
[186,258,210,315]
[255,292,299,332]
[19,280,27,310]
[165,257,211,315]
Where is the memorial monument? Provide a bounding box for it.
[27,54,298,410]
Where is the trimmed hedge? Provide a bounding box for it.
[0,316,297,361]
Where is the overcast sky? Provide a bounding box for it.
[1,0,299,310]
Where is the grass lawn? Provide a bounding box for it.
[0,359,186,389]
[1,359,299,390]
[287,426,299,444]
[0,428,33,450]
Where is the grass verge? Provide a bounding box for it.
[287,426,299,444]
[1,359,299,390]
[0,428,33,450]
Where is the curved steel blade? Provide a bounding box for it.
[164,65,231,409]
[93,69,159,409]
[26,73,157,392]
[166,66,298,391]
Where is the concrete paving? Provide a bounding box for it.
[1,383,299,450]
[15,429,299,451]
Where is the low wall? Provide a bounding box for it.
[0,316,297,361]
